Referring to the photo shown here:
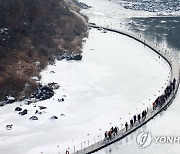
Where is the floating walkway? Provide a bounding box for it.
[71,24,180,154]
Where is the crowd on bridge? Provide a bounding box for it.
[153,78,176,110]
[104,126,119,141]
[104,78,176,141]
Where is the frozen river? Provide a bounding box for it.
[0,0,179,154]
[0,27,170,154]
[78,0,180,154]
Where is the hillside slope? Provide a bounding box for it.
[0,0,88,100]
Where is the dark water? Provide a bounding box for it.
[125,17,180,51]
[116,0,180,51]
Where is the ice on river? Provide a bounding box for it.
[0,28,170,154]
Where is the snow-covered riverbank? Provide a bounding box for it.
[0,26,170,153]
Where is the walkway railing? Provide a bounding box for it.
[68,24,180,154]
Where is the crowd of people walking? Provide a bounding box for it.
[104,78,176,141]
[104,126,119,141]
[153,78,176,110]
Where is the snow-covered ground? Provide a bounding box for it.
[0,27,170,153]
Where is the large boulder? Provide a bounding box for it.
[19,109,28,115]
[50,115,58,120]
[48,82,60,90]
[6,124,13,130]
[32,85,54,101]
[35,110,42,114]
[39,106,47,110]
[66,54,82,61]
[58,98,64,102]
[5,96,16,104]
[73,54,82,60]
[15,107,22,111]
[61,114,65,116]
[29,116,38,120]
